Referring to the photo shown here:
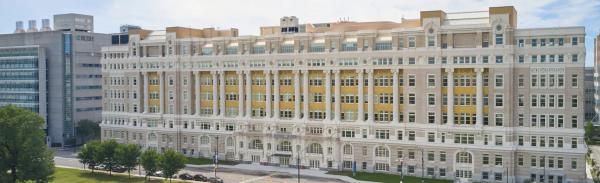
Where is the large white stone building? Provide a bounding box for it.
[100,6,586,183]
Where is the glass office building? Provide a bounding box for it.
[0,46,46,116]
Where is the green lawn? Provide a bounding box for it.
[327,171,452,183]
[51,167,187,183]
[186,157,238,165]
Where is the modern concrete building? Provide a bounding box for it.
[595,34,600,125]
[0,14,110,146]
[100,6,586,183]
[585,67,595,121]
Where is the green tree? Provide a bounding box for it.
[585,121,595,141]
[140,149,159,180]
[97,140,119,175]
[75,119,100,144]
[116,143,141,179]
[0,105,55,183]
[78,140,101,173]
[158,149,186,182]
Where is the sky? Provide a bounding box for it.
[0,0,599,66]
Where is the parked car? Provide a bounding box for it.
[153,171,163,177]
[93,164,106,170]
[178,173,193,180]
[193,174,208,181]
[111,166,127,173]
[207,177,224,183]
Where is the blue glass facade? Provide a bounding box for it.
[63,33,74,139]
[0,47,41,112]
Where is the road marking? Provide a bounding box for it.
[239,173,273,183]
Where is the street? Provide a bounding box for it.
[53,148,347,183]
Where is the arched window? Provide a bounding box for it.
[375,146,389,157]
[308,143,323,154]
[456,152,473,164]
[200,136,210,144]
[148,133,157,141]
[278,141,292,152]
[343,144,353,155]
[250,139,263,150]
[226,137,234,147]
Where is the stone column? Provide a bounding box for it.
[273,70,280,119]
[334,70,341,121]
[302,70,309,120]
[476,68,484,126]
[159,72,164,114]
[211,71,218,116]
[325,70,332,121]
[143,72,149,113]
[219,71,226,117]
[367,69,374,122]
[392,69,399,122]
[245,70,252,117]
[446,68,454,125]
[195,71,201,115]
[238,71,245,117]
[294,70,301,119]
[265,70,272,118]
[357,69,364,122]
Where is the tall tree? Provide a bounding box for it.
[0,105,55,183]
[140,149,159,180]
[78,140,101,173]
[116,143,141,179]
[97,140,119,175]
[158,149,186,182]
[75,119,100,144]
[585,121,595,141]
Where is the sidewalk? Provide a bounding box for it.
[587,163,595,183]
[186,163,377,183]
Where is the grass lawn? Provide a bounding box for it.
[327,171,453,183]
[51,167,187,183]
[186,157,238,165]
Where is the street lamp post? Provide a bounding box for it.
[297,154,300,183]
[296,145,303,183]
[421,148,424,183]
[214,136,219,178]
[396,158,404,183]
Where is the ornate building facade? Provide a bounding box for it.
[100,6,586,183]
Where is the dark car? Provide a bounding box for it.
[207,177,224,183]
[178,173,193,180]
[111,166,127,173]
[193,174,208,181]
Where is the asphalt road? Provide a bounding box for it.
[52,148,345,183]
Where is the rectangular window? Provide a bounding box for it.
[428,132,435,142]
[495,56,503,63]
[408,36,416,48]
[495,75,503,87]
[495,94,503,107]
[495,34,503,45]
[408,75,416,86]
[518,55,524,63]
[427,74,436,87]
